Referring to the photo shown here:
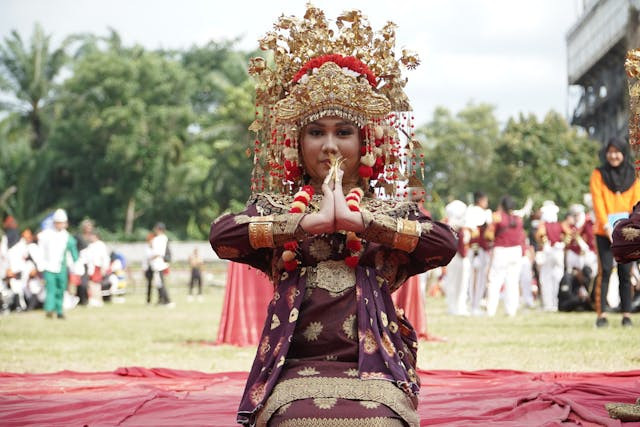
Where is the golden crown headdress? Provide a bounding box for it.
[248,3,424,196]
[626,49,640,178]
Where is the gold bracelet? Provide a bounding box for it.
[249,222,274,249]
[392,219,421,252]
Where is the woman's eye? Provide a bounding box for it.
[308,129,323,136]
[338,128,355,136]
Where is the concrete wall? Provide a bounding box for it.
[108,241,222,265]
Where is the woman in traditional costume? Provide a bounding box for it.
[209,5,457,426]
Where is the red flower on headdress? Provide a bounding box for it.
[292,54,377,87]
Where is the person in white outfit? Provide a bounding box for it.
[81,231,111,306]
[38,209,78,319]
[466,192,492,315]
[443,200,471,316]
[535,200,566,311]
[150,222,172,306]
[484,195,526,316]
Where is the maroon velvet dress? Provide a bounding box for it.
[612,202,640,263]
[210,193,457,426]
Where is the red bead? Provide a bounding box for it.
[344,256,359,268]
[283,260,298,271]
[284,241,298,251]
[346,239,362,252]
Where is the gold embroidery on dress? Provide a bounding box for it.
[621,226,640,241]
[278,417,404,427]
[297,366,320,376]
[303,321,324,341]
[309,238,332,262]
[360,400,381,409]
[313,397,338,409]
[256,377,418,427]
[271,314,281,330]
[214,245,241,259]
[307,260,356,293]
[277,417,405,427]
[342,314,357,340]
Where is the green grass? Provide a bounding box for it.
[0,277,638,373]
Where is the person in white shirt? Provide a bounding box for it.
[38,209,78,319]
[150,222,172,306]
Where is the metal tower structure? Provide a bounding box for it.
[567,0,640,143]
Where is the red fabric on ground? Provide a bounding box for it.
[1,368,638,426]
[393,274,429,339]
[216,262,272,346]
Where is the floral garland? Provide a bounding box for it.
[281,186,364,271]
[292,54,377,87]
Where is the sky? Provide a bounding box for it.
[1,0,586,126]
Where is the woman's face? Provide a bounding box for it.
[300,116,361,184]
[606,145,624,168]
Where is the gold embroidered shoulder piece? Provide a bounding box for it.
[249,192,323,215]
[361,198,421,220]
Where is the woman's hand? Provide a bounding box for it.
[333,167,364,232]
[300,180,335,235]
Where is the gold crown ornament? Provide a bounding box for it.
[626,49,640,178]
[247,3,425,197]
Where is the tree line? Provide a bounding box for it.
[0,24,600,240]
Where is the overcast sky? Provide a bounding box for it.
[1,0,585,126]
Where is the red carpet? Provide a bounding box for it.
[0,367,638,426]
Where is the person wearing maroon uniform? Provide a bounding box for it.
[612,202,640,264]
[484,195,526,316]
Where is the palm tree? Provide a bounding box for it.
[0,23,68,150]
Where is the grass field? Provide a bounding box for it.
[0,275,638,374]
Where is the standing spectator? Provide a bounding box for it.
[484,195,526,316]
[188,248,203,301]
[74,219,95,306]
[519,239,537,309]
[535,200,565,312]
[38,209,78,319]
[590,137,640,327]
[1,216,27,311]
[83,231,111,307]
[467,191,492,315]
[150,222,173,307]
[142,232,155,304]
[443,200,471,316]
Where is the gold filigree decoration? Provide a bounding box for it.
[307,260,356,293]
[275,62,391,126]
